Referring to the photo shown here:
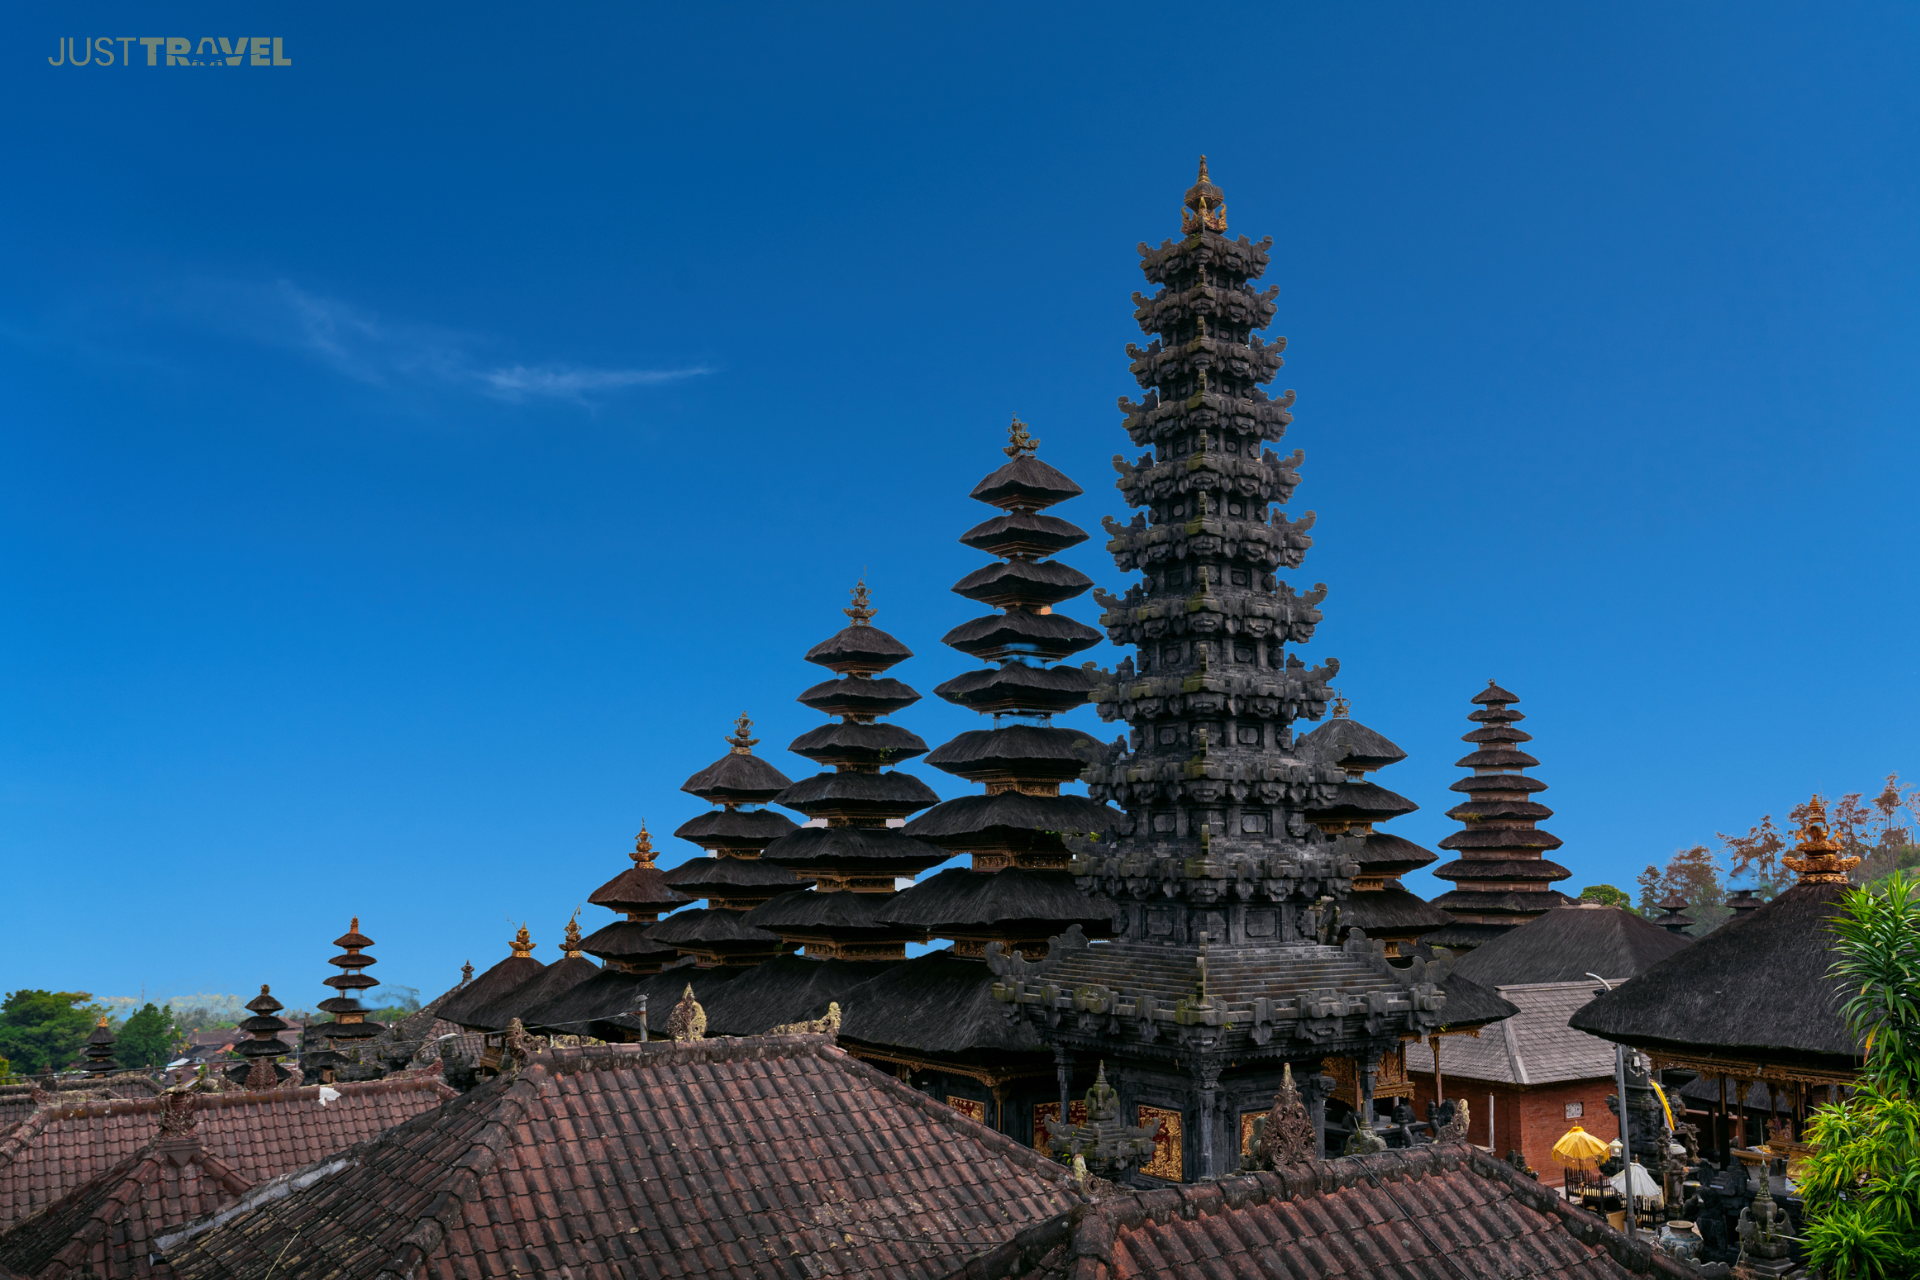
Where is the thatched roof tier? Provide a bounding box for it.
[902,792,1123,849]
[773,769,941,822]
[786,721,928,768]
[924,725,1100,783]
[1296,716,1408,772]
[940,609,1104,663]
[1428,857,1573,882]
[933,663,1096,716]
[1451,903,1690,988]
[670,808,801,854]
[1435,826,1565,853]
[431,944,544,1029]
[1347,832,1439,875]
[877,867,1113,932]
[1450,772,1550,795]
[1337,884,1453,937]
[950,559,1093,610]
[802,623,913,677]
[969,453,1085,511]
[661,854,813,896]
[739,888,912,937]
[1454,746,1541,770]
[457,954,600,1033]
[1445,797,1554,822]
[1304,780,1418,824]
[1429,889,1576,916]
[1473,682,1521,705]
[1568,881,1862,1075]
[959,510,1089,558]
[575,920,679,964]
[793,675,921,720]
[758,824,949,874]
[643,907,785,949]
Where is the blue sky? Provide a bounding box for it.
[4,3,1916,1009]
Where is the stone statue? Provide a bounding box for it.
[1242,1064,1318,1170]
[667,985,707,1042]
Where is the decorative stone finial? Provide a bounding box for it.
[1181,155,1227,235]
[769,1001,842,1037]
[632,823,657,866]
[1330,689,1350,719]
[562,913,583,957]
[1004,415,1039,458]
[461,960,474,984]
[667,985,707,1041]
[157,1087,199,1137]
[1783,795,1860,884]
[509,923,534,959]
[727,713,759,755]
[1244,1063,1318,1170]
[843,577,876,627]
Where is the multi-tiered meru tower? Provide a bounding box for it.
[992,159,1466,1184]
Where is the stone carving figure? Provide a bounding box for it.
[667,985,707,1042]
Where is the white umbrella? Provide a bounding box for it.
[1611,1162,1660,1199]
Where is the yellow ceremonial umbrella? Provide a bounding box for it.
[1552,1125,1611,1170]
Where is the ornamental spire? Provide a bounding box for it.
[1783,795,1859,884]
[727,712,759,755]
[843,577,876,626]
[631,823,657,865]
[562,913,584,958]
[509,922,534,958]
[1181,155,1227,235]
[1004,415,1039,458]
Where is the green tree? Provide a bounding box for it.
[1801,872,1920,1279]
[0,990,103,1076]
[115,1003,181,1069]
[1578,884,1635,911]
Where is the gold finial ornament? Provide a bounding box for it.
[97,1015,109,1028]
[844,577,876,626]
[1005,415,1040,458]
[509,923,534,958]
[1331,689,1350,719]
[632,822,656,865]
[1782,795,1860,884]
[563,913,583,957]
[1181,155,1227,235]
[727,712,759,755]
[351,916,360,932]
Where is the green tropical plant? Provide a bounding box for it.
[115,1002,183,1069]
[1578,884,1634,911]
[0,990,103,1076]
[1802,872,1920,1280]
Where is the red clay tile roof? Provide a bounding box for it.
[944,1145,1694,1280]
[0,1080,453,1233]
[0,1136,252,1280]
[160,1035,1084,1280]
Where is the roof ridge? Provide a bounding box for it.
[31,1075,453,1125]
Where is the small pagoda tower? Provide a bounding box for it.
[886,420,1122,958]
[1423,683,1573,950]
[1653,892,1696,936]
[578,824,691,975]
[650,715,814,968]
[81,1017,117,1077]
[748,581,949,960]
[230,985,294,1088]
[309,918,384,1080]
[1298,692,1454,958]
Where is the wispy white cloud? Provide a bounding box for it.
[187,279,714,405]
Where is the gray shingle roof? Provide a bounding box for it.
[1427,982,1617,1086]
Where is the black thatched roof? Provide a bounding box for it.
[431,954,545,1029]
[644,907,785,947]
[838,950,1050,1064]
[950,559,1092,609]
[802,623,913,675]
[1474,682,1521,705]
[923,725,1098,782]
[933,664,1095,715]
[774,770,941,819]
[1339,884,1453,936]
[1451,904,1691,988]
[787,721,928,767]
[518,968,652,1039]
[969,454,1084,511]
[940,610,1103,663]
[1348,832,1439,875]
[903,792,1123,847]
[958,511,1089,558]
[1568,882,1863,1073]
[662,855,812,895]
[576,920,679,963]
[701,954,895,1037]
[456,955,600,1032]
[586,865,692,916]
[619,964,745,1037]
[759,824,949,872]
[793,675,921,720]
[1305,781,1418,823]
[1401,945,1522,1031]
[877,867,1113,930]
[1428,857,1574,882]
[1296,717,1408,771]
[739,888,901,935]
[677,750,794,805]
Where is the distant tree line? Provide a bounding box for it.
[1578,773,1920,938]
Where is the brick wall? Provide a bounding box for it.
[1409,1071,1620,1187]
